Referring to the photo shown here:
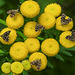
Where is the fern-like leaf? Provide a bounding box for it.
[55,54,64,61]
[47,60,54,68]
[60,45,75,51]
[60,50,72,56]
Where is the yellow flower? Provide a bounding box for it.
[11,62,23,74]
[9,42,28,61]
[6,13,24,29]
[23,21,41,37]
[22,60,31,70]
[29,52,47,71]
[1,62,11,74]
[41,38,59,56]
[44,3,61,17]
[24,38,40,53]
[0,28,17,45]
[20,1,40,18]
[56,16,73,31]
[59,31,75,48]
[38,13,55,29]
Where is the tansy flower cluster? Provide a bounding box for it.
[1,60,31,74]
[0,0,75,74]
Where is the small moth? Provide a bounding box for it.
[61,13,72,25]
[66,30,75,41]
[7,9,19,18]
[35,23,45,32]
[31,59,41,70]
[0,31,11,42]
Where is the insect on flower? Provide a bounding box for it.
[66,30,75,41]
[0,31,11,42]
[61,13,72,25]
[35,23,45,32]
[31,59,41,70]
[7,9,19,18]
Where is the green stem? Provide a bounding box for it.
[0,19,6,26]
[37,37,44,41]
[16,31,27,40]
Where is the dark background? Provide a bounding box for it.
[0,0,75,75]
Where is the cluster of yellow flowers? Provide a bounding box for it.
[0,0,75,74]
[1,60,31,74]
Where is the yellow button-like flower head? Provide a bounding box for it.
[38,13,55,29]
[23,21,41,37]
[44,3,61,17]
[20,1,40,18]
[1,62,11,74]
[11,62,23,74]
[29,52,47,71]
[24,38,40,53]
[41,38,60,56]
[9,42,28,60]
[6,13,24,29]
[22,60,31,70]
[0,28,17,45]
[56,16,73,31]
[59,31,75,48]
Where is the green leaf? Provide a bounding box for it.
[22,70,29,75]
[0,49,4,54]
[0,19,6,26]
[55,54,64,61]
[16,31,27,40]
[47,61,54,68]
[60,45,75,51]
[6,57,10,62]
[16,37,24,42]
[60,50,72,56]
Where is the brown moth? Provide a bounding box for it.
[35,23,45,32]
[61,13,72,25]
[66,30,75,41]
[31,59,41,70]
[7,9,19,18]
[0,31,11,42]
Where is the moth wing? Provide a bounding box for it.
[2,31,11,36]
[1,31,11,42]
[1,36,9,42]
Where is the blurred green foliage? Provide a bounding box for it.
[0,0,75,75]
